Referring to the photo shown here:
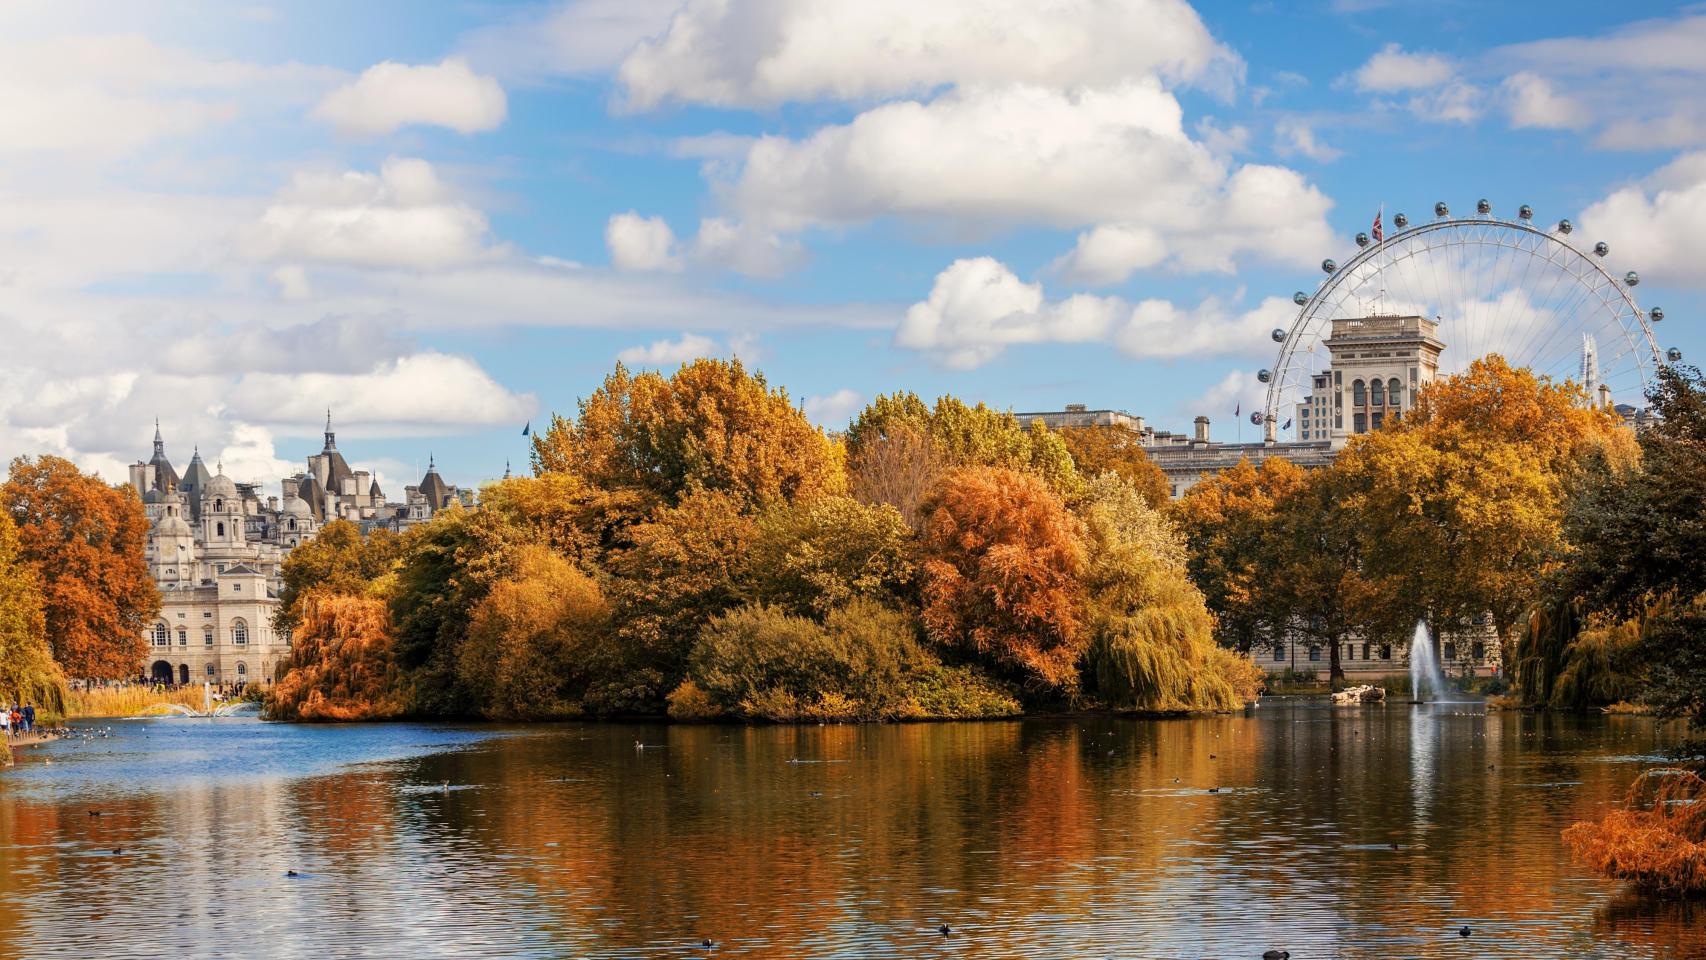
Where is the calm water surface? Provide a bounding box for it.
[0,701,1700,959]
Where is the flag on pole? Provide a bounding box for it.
[1283,418,1293,430]
[1372,204,1384,243]
[521,421,531,437]
[1234,402,1240,418]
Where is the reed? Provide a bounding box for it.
[1564,768,1706,897]
[66,685,207,719]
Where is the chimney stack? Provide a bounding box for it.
[1194,416,1210,444]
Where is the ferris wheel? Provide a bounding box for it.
[1257,199,1675,441]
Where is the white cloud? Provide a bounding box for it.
[1352,44,1458,93]
[269,265,312,300]
[224,352,533,431]
[897,257,1117,369]
[898,257,1294,369]
[717,82,1332,280]
[459,0,684,81]
[241,157,499,270]
[1501,72,1588,130]
[606,212,681,271]
[616,332,718,366]
[313,57,506,136]
[1579,151,1706,287]
[615,0,1239,110]
[1177,370,1265,428]
[803,389,863,429]
[1274,117,1342,162]
[688,218,802,277]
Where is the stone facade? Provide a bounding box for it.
[129,417,468,685]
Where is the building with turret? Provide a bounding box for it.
[129,416,469,686]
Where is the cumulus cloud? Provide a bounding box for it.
[899,257,1292,369]
[803,389,864,429]
[225,352,533,432]
[313,57,506,136]
[459,0,683,81]
[1177,369,1266,428]
[606,212,681,271]
[1579,150,1706,286]
[1347,44,1480,124]
[615,0,1239,110]
[241,157,499,270]
[1274,117,1343,162]
[1501,72,1588,130]
[616,332,717,366]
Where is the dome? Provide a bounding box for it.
[281,496,311,518]
[154,514,192,538]
[205,473,237,498]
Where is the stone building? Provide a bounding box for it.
[129,417,468,685]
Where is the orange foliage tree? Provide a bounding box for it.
[1058,425,1170,508]
[918,467,1087,694]
[269,592,406,721]
[530,359,844,508]
[1176,456,1307,653]
[2,455,158,679]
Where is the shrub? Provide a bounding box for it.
[665,680,722,720]
[1565,768,1706,897]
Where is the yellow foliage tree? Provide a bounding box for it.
[460,545,609,720]
[1058,426,1171,508]
[0,513,65,717]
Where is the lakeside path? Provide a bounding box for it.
[3,730,64,762]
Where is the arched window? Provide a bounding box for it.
[1371,378,1385,405]
[153,622,168,646]
[236,662,247,677]
[232,620,248,645]
[287,519,296,530]
[1273,643,1285,662]
[1388,378,1402,406]
[1352,379,1366,405]
[1308,645,1321,662]
[216,522,225,537]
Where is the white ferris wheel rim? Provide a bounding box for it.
[1261,212,1661,428]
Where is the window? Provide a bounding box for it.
[177,629,187,647]
[1308,645,1321,662]
[204,612,212,618]
[153,623,168,646]
[236,662,247,677]
[232,620,248,645]
[1371,379,1385,405]
[1372,412,1385,430]
[204,629,213,647]
[1472,642,1485,662]
[1273,644,1285,662]
[1354,413,1367,433]
[214,499,223,512]
[1388,378,1402,406]
[1344,644,1354,661]
[1362,642,1371,660]
[206,664,215,676]
[287,519,296,530]
[1352,379,1366,405]
[233,583,241,592]
[1381,645,1392,660]
[1444,641,1457,661]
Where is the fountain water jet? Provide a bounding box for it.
[1409,621,1447,702]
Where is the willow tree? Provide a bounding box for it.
[1081,475,1262,712]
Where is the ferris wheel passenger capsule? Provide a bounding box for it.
[1250,411,1265,426]
[1394,213,1409,228]
[1650,306,1664,322]
[1667,347,1684,362]
[1434,202,1450,217]
[1558,219,1573,234]
[1355,232,1369,247]
[1322,258,1338,274]
[1519,204,1534,220]
[1594,242,1609,257]
[1477,198,1491,215]
[1293,291,1309,305]
[1271,328,1287,343]
[1625,270,1640,287]
[1257,369,1273,383]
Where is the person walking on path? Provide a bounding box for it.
[1,706,11,739]
[22,704,34,734]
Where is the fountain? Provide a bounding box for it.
[1408,620,1447,702]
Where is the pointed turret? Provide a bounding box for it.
[418,454,451,511]
[146,419,179,493]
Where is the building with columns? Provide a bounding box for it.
[129,417,471,686]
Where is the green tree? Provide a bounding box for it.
[743,496,916,617]
[2,455,158,679]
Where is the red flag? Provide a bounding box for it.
[1372,205,1384,243]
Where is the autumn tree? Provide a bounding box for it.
[918,467,1087,695]
[0,513,65,716]
[743,496,916,618]
[2,455,158,679]
[847,424,941,529]
[478,472,655,566]
[460,545,610,720]
[275,520,400,632]
[1079,475,1263,711]
[1176,456,1308,653]
[1058,426,1170,508]
[269,593,407,722]
[530,359,844,508]
[848,393,1080,497]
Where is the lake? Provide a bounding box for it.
[0,701,1699,958]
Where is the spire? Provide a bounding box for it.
[323,409,336,450]
[427,453,436,472]
[503,460,512,480]
[152,418,164,456]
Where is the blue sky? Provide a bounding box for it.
[1,0,1702,491]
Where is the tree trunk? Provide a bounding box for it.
[1329,636,1345,682]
